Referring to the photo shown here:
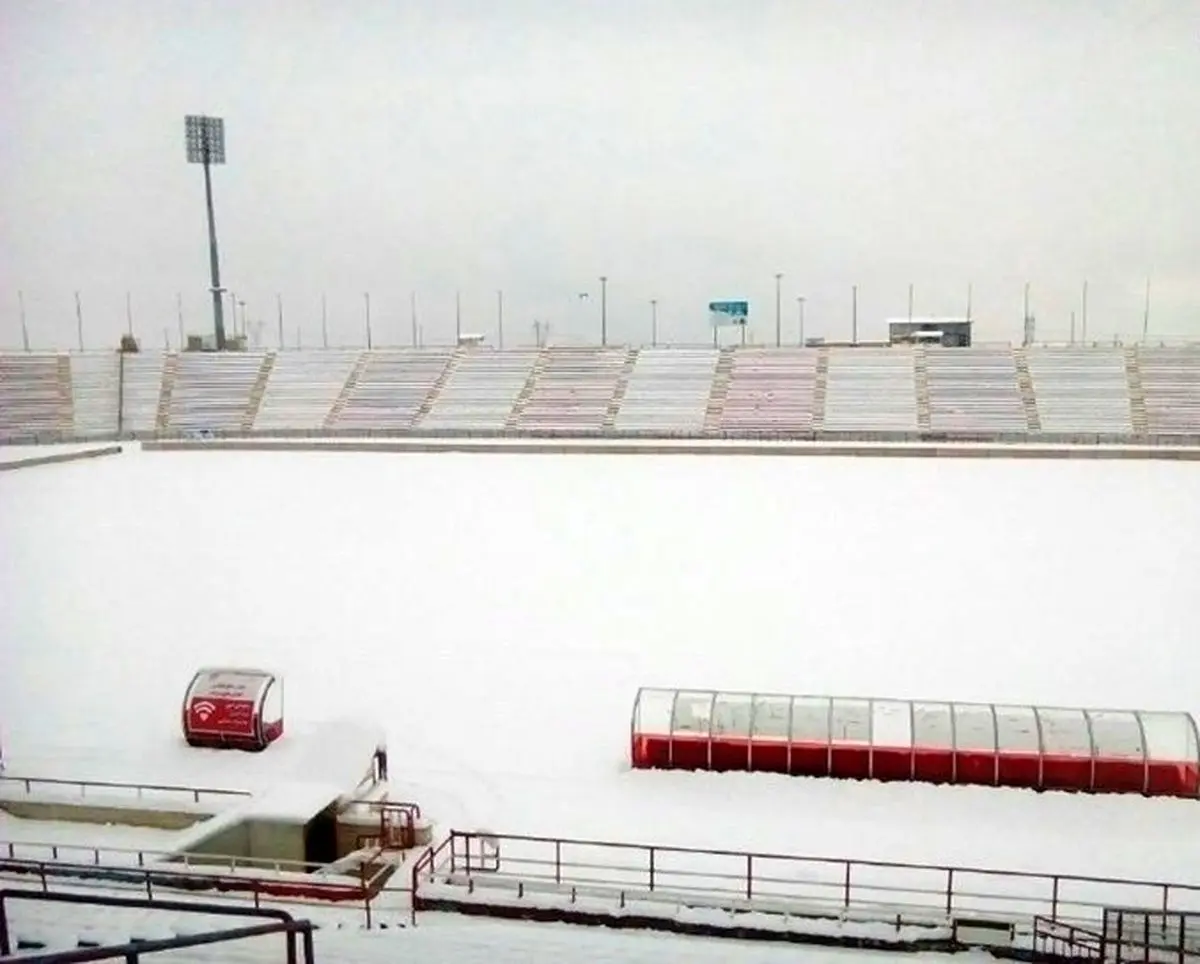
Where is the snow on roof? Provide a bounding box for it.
[239,780,346,822]
[284,718,384,792]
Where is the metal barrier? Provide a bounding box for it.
[0,889,313,963]
[1103,908,1200,963]
[0,851,377,907]
[1032,916,1104,960]
[414,830,1200,930]
[0,774,249,805]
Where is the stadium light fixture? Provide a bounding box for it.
[184,114,228,351]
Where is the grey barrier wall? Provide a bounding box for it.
[6,426,1200,448]
[0,445,123,472]
[140,438,1200,461]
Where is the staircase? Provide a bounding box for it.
[702,347,735,431]
[241,352,277,432]
[811,347,830,432]
[1031,916,1104,961]
[504,348,548,429]
[1012,347,1041,432]
[1123,344,1149,436]
[155,353,179,433]
[913,345,932,433]
[323,351,369,430]
[413,350,461,427]
[602,347,640,430]
[56,354,74,435]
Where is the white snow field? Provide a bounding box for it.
[2,448,1199,912]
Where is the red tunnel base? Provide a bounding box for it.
[630,734,1200,798]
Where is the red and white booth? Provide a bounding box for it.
[182,667,284,752]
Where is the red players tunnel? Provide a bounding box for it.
[629,688,1200,798]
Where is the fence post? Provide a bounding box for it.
[555,840,561,885]
[843,861,851,907]
[649,847,656,892]
[746,854,753,901]
[1051,876,1059,920]
[945,867,955,915]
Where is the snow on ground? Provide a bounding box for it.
[1,447,1199,886]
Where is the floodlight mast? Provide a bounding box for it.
[185,115,228,350]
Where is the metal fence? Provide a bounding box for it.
[414,830,1200,930]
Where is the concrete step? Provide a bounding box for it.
[156,353,180,433]
[1123,344,1149,435]
[811,347,830,431]
[323,351,369,430]
[241,352,277,431]
[412,351,461,426]
[914,345,932,432]
[603,347,640,429]
[1012,347,1041,432]
[504,349,548,429]
[702,347,736,431]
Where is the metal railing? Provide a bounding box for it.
[0,836,354,879]
[1103,908,1200,964]
[1033,916,1104,960]
[413,831,1200,931]
[0,847,413,928]
[0,889,315,964]
[0,774,250,806]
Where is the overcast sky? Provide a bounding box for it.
[1,0,1197,351]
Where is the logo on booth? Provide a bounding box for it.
[193,700,218,723]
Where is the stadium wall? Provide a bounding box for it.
[140,437,1200,461]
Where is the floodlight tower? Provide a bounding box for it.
[185,115,228,350]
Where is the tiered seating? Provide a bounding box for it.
[167,351,266,433]
[926,346,1027,433]
[0,354,62,439]
[69,352,120,437]
[514,347,627,431]
[418,349,538,430]
[1140,347,1200,436]
[118,352,166,434]
[717,348,818,432]
[253,350,362,431]
[614,348,718,433]
[332,349,454,430]
[1026,347,1133,434]
[824,347,918,432]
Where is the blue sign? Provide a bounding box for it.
[709,300,749,327]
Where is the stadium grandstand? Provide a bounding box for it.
[1,342,1197,444]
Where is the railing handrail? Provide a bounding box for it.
[0,853,371,901]
[441,828,1200,894]
[0,774,250,799]
[0,837,357,878]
